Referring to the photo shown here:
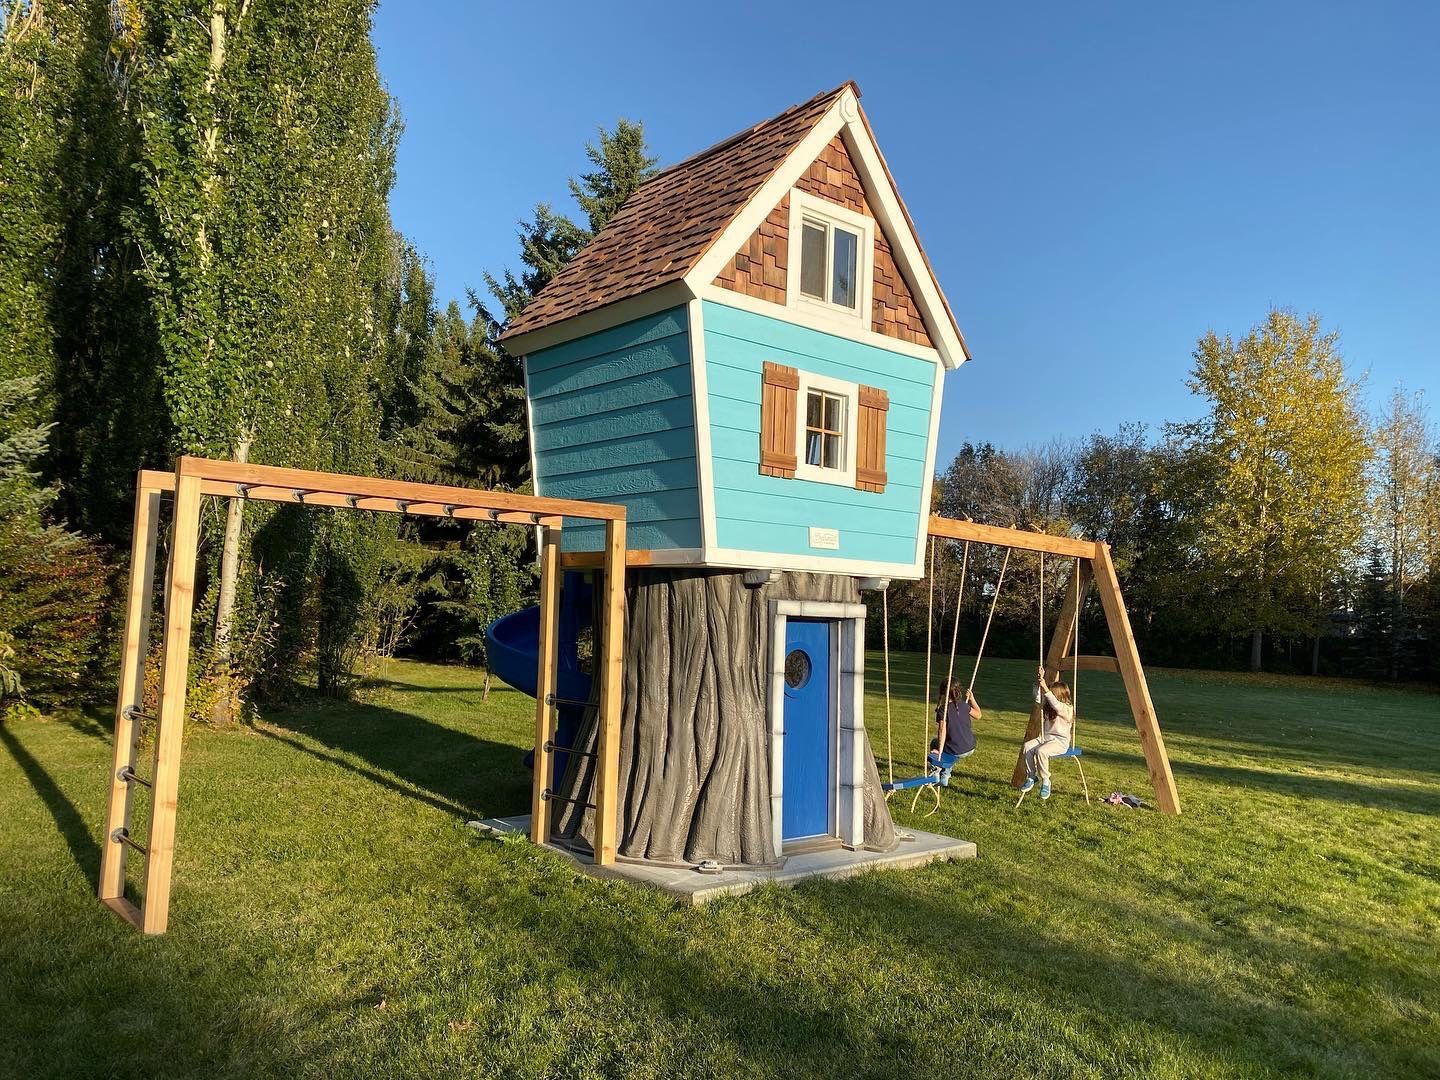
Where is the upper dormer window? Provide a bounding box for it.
[799,217,860,310]
[786,191,873,326]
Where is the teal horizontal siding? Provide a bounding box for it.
[702,299,937,568]
[528,306,701,553]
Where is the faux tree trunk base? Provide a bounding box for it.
[552,569,897,866]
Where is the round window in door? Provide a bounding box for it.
[784,648,812,689]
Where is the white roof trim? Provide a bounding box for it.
[684,86,968,371]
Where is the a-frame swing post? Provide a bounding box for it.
[1090,543,1180,814]
[139,468,204,934]
[591,517,627,867]
[530,524,563,846]
[98,475,165,922]
[1010,557,1093,788]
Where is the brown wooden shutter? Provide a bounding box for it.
[855,385,889,493]
[759,362,799,478]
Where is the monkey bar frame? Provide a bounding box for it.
[100,456,628,934]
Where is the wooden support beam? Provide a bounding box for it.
[1011,559,1093,787]
[530,526,563,847]
[175,455,620,521]
[1090,544,1181,814]
[929,515,1099,560]
[558,549,659,570]
[1059,654,1121,673]
[592,518,627,866]
[139,470,203,934]
[99,478,163,904]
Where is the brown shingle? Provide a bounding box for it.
[500,85,852,341]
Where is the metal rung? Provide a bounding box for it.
[291,488,308,502]
[112,828,147,856]
[542,741,596,759]
[544,694,592,709]
[118,765,151,789]
[121,706,156,722]
[540,789,596,810]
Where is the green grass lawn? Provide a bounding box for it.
[1,654,1437,1078]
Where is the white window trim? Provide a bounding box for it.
[785,190,874,333]
[793,371,858,487]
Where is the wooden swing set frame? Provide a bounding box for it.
[923,515,1181,814]
[99,456,629,935]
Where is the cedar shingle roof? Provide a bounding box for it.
[500,84,852,341]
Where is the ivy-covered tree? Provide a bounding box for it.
[1177,309,1372,671]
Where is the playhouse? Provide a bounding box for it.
[492,83,969,868]
[101,83,1178,933]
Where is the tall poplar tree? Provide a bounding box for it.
[1178,309,1371,671]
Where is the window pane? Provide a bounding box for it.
[800,221,827,299]
[831,227,858,309]
[806,391,822,428]
[822,432,841,470]
[805,431,823,467]
[823,393,842,433]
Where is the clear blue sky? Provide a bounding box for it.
[372,1,1438,463]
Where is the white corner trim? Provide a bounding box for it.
[687,99,848,291]
[687,298,719,551]
[696,287,942,365]
[915,362,946,568]
[500,280,694,357]
[792,370,859,487]
[785,190,875,331]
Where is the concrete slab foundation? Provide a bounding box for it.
[467,815,976,905]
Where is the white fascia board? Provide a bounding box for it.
[915,361,945,568]
[686,99,849,290]
[501,280,694,358]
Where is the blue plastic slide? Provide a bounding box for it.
[484,573,594,785]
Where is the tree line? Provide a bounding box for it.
[0,1,653,717]
[1,4,1435,722]
[890,313,1438,680]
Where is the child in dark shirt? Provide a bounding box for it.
[929,678,982,786]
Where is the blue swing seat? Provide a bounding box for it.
[883,775,940,792]
[1056,745,1083,759]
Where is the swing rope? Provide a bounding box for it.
[942,541,971,706]
[1071,556,1080,740]
[923,537,936,773]
[967,548,1010,695]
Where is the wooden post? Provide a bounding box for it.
[592,518,627,866]
[1011,558,1093,787]
[139,469,204,934]
[98,477,164,923]
[1090,543,1181,814]
[530,526,563,846]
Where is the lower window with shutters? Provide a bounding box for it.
[792,373,858,486]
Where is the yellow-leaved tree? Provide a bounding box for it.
[1179,309,1371,671]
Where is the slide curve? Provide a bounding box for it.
[484,573,594,784]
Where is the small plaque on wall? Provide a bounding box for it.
[808,527,840,550]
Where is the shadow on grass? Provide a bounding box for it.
[257,694,533,822]
[0,723,99,884]
[1176,759,1440,816]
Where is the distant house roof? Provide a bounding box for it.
[499,82,967,366]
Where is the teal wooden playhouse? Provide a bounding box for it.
[492,83,971,869]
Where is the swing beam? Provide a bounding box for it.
[925,515,1180,815]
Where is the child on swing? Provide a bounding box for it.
[1020,666,1073,800]
[929,679,982,787]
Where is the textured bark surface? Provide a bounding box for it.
[552,570,897,866]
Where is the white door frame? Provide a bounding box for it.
[768,600,868,853]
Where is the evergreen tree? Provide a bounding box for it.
[1177,309,1372,671]
[568,119,659,235]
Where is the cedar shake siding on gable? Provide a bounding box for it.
[713,196,789,305]
[714,135,934,349]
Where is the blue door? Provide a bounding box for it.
[782,619,834,842]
